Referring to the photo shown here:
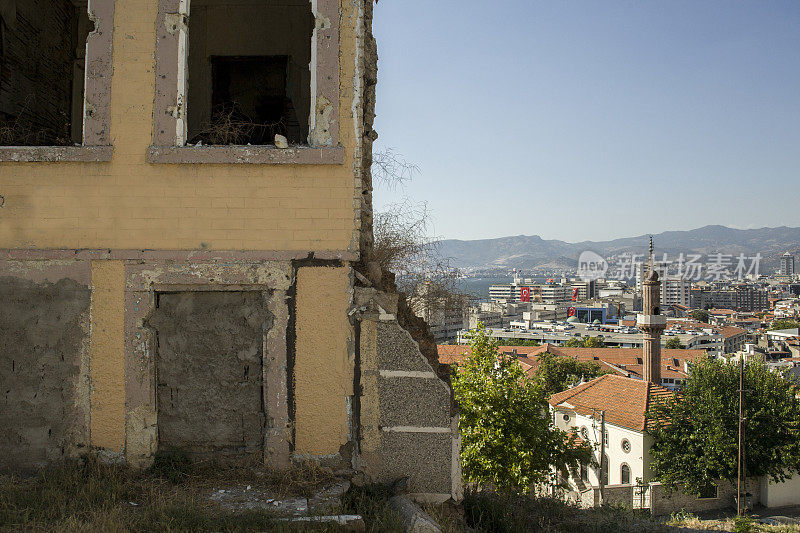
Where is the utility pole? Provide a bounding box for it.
[599,410,606,505]
[737,356,745,516]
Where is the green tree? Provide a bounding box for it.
[452,325,593,493]
[564,336,605,348]
[503,338,540,347]
[690,310,710,323]
[533,352,609,396]
[770,319,800,331]
[648,357,800,495]
[665,337,684,349]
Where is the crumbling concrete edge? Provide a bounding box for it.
[146,145,344,164]
[349,0,462,503]
[0,146,113,163]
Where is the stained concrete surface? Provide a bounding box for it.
[379,432,454,495]
[0,277,90,472]
[378,377,451,428]
[376,321,436,373]
[149,291,270,458]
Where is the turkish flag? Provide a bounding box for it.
[520,287,531,302]
[568,307,576,317]
[572,287,579,301]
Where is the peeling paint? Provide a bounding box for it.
[310,95,334,147]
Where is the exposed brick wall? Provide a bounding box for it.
[0,0,78,145]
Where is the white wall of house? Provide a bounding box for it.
[554,407,647,488]
[760,473,800,508]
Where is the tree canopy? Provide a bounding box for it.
[502,338,541,347]
[665,337,684,349]
[533,352,609,396]
[648,357,800,495]
[770,319,800,331]
[451,326,593,493]
[689,310,710,323]
[564,336,605,348]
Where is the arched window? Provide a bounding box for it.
[621,463,631,485]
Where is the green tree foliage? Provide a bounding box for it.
[533,352,609,396]
[451,325,593,493]
[564,336,605,348]
[648,357,800,495]
[665,337,684,349]
[690,310,710,323]
[770,319,800,331]
[502,338,541,347]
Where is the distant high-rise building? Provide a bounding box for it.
[780,252,795,277]
[635,261,690,306]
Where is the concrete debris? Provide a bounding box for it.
[277,515,365,532]
[388,495,442,533]
[274,134,288,148]
[308,480,351,513]
[209,479,350,517]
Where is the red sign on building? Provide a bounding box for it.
[572,287,579,301]
[568,307,576,317]
[520,286,531,302]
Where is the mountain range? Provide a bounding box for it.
[436,225,800,272]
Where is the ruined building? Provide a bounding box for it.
[0,0,460,502]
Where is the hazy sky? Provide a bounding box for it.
[371,1,800,243]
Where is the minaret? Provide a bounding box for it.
[637,237,666,385]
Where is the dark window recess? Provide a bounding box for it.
[0,1,92,146]
[191,56,303,146]
[621,464,631,485]
[698,483,718,499]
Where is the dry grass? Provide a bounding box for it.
[0,454,351,532]
[463,489,675,532]
[667,510,800,533]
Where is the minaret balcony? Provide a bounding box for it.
[636,314,667,327]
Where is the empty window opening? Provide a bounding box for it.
[0,0,93,146]
[187,0,314,146]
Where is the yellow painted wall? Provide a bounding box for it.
[294,266,353,455]
[0,0,360,252]
[89,260,126,451]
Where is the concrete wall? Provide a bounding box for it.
[149,291,269,459]
[603,485,634,507]
[760,473,800,508]
[0,268,91,473]
[357,287,462,503]
[649,479,761,517]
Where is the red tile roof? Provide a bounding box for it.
[438,344,704,380]
[548,374,674,432]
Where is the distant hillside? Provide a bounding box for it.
[436,225,800,272]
